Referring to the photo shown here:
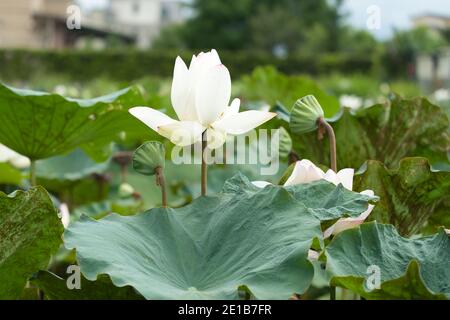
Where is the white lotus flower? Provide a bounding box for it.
[252,159,376,238]
[0,144,30,169]
[129,50,276,148]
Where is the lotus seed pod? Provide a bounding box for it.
[132,141,165,176]
[289,95,325,134]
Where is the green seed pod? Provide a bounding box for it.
[289,95,325,134]
[132,141,165,176]
[277,127,292,160]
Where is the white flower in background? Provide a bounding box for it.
[54,85,67,96]
[129,50,276,148]
[307,249,320,262]
[433,88,450,101]
[252,159,376,238]
[445,229,450,235]
[58,203,70,229]
[339,95,363,110]
[0,144,30,169]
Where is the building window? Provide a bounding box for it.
[161,4,170,20]
[132,1,140,13]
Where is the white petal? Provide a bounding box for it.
[209,49,222,65]
[324,169,339,186]
[206,127,227,149]
[358,190,375,220]
[284,159,325,186]
[195,64,231,125]
[221,98,240,119]
[212,110,276,135]
[158,121,205,147]
[324,189,376,239]
[59,203,70,229]
[337,168,354,191]
[445,229,450,235]
[324,218,364,239]
[252,181,273,188]
[171,56,194,121]
[129,107,177,132]
[189,50,221,83]
[189,54,198,69]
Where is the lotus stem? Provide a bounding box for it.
[317,117,337,172]
[288,151,300,165]
[330,285,336,300]
[120,164,127,184]
[201,131,207,196]
[113,151,132,184]
[155,166,167,207]
[30,159,36,186]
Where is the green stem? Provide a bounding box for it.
[330,285,336,300]
[155,166,167,207]
[318,117,337,172]
[201,131,207,196]
[30,159,36,186]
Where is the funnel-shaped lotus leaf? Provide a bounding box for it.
[132,141,165,176]
[277,127,293,159]
[290,95,325,134]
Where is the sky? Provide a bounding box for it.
[76,0,450,39]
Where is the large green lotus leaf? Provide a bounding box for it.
[32,271,143,300]
[36,148,110,182]
[240,66,339,117]
[0,163,23,186]
[293,96,450,169]
[0,83,151,161]
[354,158,450,236]
[65,173,376,299]
[223,173,377,221]
[0,187,63,299]
[65,180,320,299]
[325,222,450,299]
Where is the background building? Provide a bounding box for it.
[412,13,450,30]
[0,0,72,48]
[0,0,189,49]
[106,0,188,48]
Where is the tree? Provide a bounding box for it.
[163,0,344,52]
